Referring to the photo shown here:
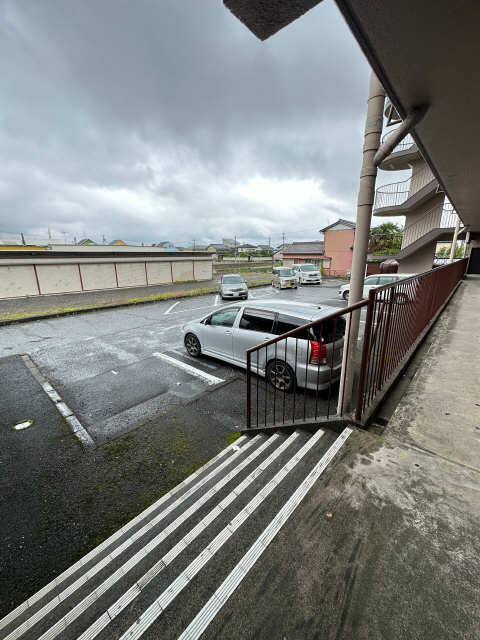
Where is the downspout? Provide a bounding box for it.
[337,71,385,415]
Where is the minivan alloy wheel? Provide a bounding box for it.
[184,333,201,357]
[266,360,295,393]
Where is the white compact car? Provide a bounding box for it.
[272,267,297,289]
[292,264,322,285]
[339,273,416,301]
[182,300,344,392]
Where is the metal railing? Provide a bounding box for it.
[355,258,467,422]
[381,129,415,154]
[401,202,459,248]
[245,301,367,429]
[374,167,436,210]
[245,259,467,429]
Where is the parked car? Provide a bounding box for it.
[220,274,248,300]
[339,273,416,301]
[183,300,345,392]
[272,267,297,289]
[292,263,322,285]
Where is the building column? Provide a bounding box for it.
[449,216,461,262]
[337,70,385,415]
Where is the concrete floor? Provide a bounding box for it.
[204,276,480,640]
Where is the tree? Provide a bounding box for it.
[370,222,403,235]
[369,222,403,254]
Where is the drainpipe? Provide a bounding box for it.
[337,71,385,416]
[449,216,461,262]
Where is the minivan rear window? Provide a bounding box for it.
[273,314,345,343]
[239,308,275,333]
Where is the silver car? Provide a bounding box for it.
[182,300,344,392]
[219,274,248,300]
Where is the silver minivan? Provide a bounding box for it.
[272,267,298,289]
[182,300,344,392]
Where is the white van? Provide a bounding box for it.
[292,263,322,285]
[272,267,297,289]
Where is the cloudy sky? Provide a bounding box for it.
[0,0,376,246]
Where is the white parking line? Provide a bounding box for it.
[166,304,213,315]
[214,295,220,306]
[152,352,224,385]
[164,301,180,315]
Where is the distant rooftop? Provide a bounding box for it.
[282,241,325,254]
[319,218,356,233]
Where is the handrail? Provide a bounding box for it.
[381,129,415,154]
[374,166,436,210]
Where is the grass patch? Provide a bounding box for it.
[225,431,241,445]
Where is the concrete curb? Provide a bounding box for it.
[0,280,272,327]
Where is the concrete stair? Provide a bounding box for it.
[0,427,352,640]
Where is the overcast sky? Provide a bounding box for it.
[0,0,377,246]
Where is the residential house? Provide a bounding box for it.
[277,241,329,270]
[320,219,356,276]
[108,239,127,246]
[207,243,231,257]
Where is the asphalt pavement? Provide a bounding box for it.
[0,280,351,445]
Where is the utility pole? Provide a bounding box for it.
[21,232,26,246]
[449,216,461,262]
[234,235,237,260]
[337,71,385,416]
[193,238,196,251]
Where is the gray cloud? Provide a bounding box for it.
[0,0,373,246]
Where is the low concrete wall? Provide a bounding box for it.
[0,252,212,299]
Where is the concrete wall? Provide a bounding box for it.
[0,254,212,299]
[398,240,437,274]
[323,228,355,275]
[409,160,435,198]
[401,194,444,248]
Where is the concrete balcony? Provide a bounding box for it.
[378,129,420,171]
[373,173,439,216]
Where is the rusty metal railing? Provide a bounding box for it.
[245,300,367,429]
[245,260,467,429]
[355,259,468,423]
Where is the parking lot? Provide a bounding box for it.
[0,280,357,445]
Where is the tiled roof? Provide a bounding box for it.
[319,218,356,232]
[282,241,324,254]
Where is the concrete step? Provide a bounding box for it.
[0,427,353,640]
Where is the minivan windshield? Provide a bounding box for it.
[278,268,294,276]
[300,264,317,272]
[223,275,243,284]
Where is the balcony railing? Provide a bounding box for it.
[401,203,459,248]
[245,260,468,429]
[374,166,436,210]
[381,129,416,154]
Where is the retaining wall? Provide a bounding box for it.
[0,252,212,299]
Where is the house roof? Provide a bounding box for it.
[282,241,325,255]
[108,239,126,245]
[208,243,229,250]
[319,218,356,232]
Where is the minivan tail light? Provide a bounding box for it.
[309,340,327,365]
